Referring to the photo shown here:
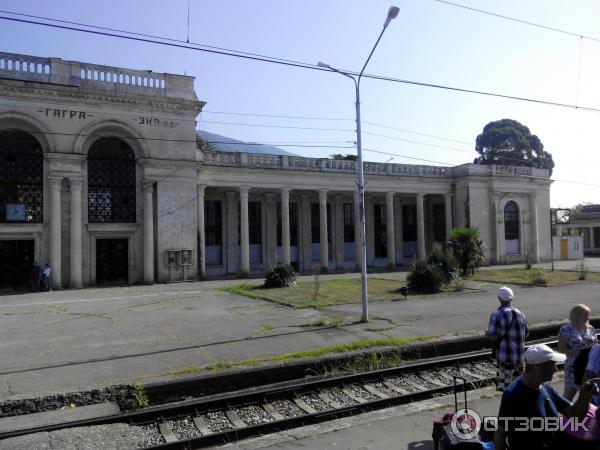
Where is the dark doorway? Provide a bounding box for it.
[96,239,128,285]
[0,240,34,291]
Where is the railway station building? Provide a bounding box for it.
[0,52,552,289]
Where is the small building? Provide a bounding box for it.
[560,205,600,256]
[0,52,552,289]
[552,236,583,260]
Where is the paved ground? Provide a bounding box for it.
[0,258,597,402]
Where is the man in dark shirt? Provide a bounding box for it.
[495,344,599,450]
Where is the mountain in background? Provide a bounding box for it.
[197,130,298,156]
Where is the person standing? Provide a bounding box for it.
[558,304,597,400]
[41,264,52,291]
[494,344,599,450]
[486,286,529,391]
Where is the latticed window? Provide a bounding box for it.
[88,137,136,223]
[504,201,520,240]
[0,130,43,223]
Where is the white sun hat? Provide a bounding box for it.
[524,344,566,364]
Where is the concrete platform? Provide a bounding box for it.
[0,258,597,404]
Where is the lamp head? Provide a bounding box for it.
[383,6,400,28]
[317,61,331,69]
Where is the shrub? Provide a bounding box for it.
[448,228,486,276]
[116,382,150,410]
[427,242,458,282]
[576,261,589,280]
[529,269,547,286]
[263,264,297,288]
[312,264,321,300]
[407,261,446,294]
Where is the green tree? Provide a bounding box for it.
[474,119,554,175]
[448,228,486,276]
[330,153,357,161]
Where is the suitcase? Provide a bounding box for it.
[432,377,485,450]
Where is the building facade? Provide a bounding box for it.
[0,53,552,289]
[560,205,600,255]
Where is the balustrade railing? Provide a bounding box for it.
[202,150,454,178]
[0,52,185,97]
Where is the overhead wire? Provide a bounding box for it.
[432,0,600,43]
[4,12,600,114]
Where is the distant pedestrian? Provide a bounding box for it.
[41,264,51,291]
[486,286,529,391]
[558,304,597,400]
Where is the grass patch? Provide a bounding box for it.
[223,278,421,308]
[163,336,429,377]
[471,268,600,286]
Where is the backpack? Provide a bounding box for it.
[574,346,593,385]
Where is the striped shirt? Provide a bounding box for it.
[487,305,528,365]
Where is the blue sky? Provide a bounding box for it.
[2,0,600,207]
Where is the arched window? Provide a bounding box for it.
[88,137,136,223]
[504,201,520,255]
[0,130,43,223]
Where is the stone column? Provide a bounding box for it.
[529,192,539,262]
[444,193,453,240]
[354,190,361,269]
[589,227,594,249]
[416,193,426,261]
[386,192,395,268]
[334,195,344,269]
[239,187,250,275]
[319,190,329,270]
[491,193,500,263]
[396,198,403,265]
[265,193,277,267]
[301,194,311,271]
[225,191,238,274]
[281,188,291,265]
[197,185,206,278]
[69,177,83,288]
[142,180,154,283]
[48,176,63,289]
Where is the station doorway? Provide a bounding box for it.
[96,239,128,285]
[0,240,34,291]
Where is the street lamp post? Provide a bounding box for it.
[318,6,399,323]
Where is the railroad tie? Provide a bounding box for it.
[318,391,342,409]
[192,416,213,435]
[459,367,486,380]
[293,398,317,414]
[382,381,409,395]
[418,373,448,388]
[263,403,286,421]
[363,383,389,399]
[341,388,368,404]
[403,379,428,391]
[158,422,178,443]
[225,410,247,428]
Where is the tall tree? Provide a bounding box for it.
[330,153,357,161]
[474,119,554,175]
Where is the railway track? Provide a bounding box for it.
[0,348,507,449]
[0,338,562,449]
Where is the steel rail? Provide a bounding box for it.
[0,337,563,446]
